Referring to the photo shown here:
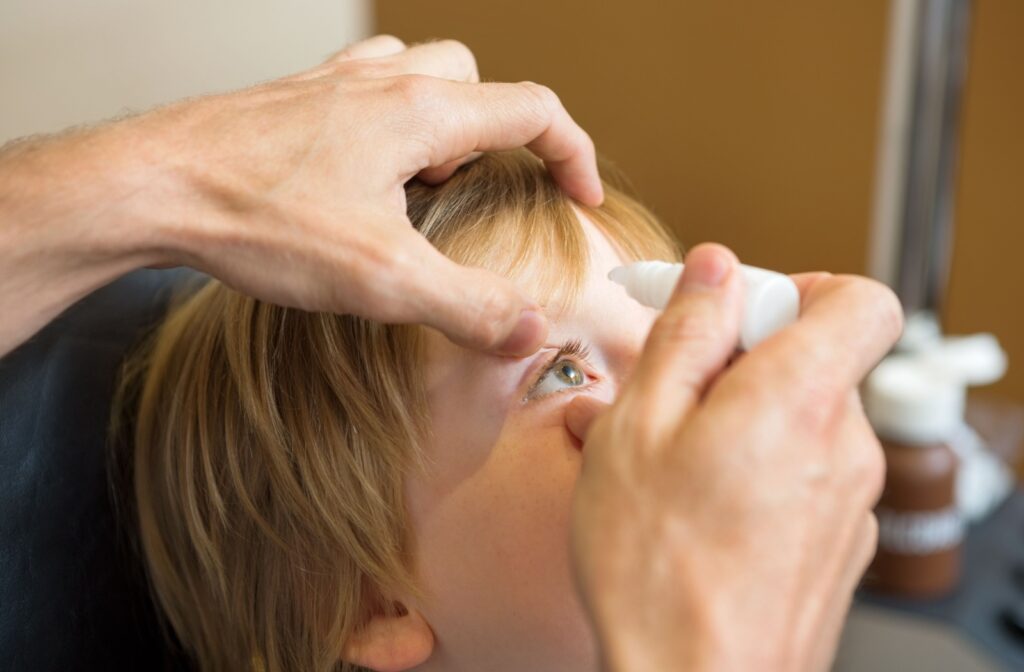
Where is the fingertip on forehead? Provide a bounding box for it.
[541,143,602,207]
[555,167,604,207]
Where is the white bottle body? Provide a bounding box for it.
[608,261,800,351]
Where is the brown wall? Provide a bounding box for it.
[945,1,1024,404]
[378,1,1024,403]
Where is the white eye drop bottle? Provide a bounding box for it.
[608,260,801,351]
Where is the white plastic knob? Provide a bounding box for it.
[918,333,1008,387]
[608,260,800,351]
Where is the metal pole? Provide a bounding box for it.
[869,0,972,320]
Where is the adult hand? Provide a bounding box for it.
[566,244,903,671]
[0,35,601,357]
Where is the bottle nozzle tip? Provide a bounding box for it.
[608,266,628,285]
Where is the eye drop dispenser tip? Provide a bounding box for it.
[608,260,800,350]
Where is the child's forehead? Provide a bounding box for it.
[422,210,646,365]
[506,211,629,312]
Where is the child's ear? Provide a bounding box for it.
[341,603,434,672]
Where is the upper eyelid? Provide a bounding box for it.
[547,338,590,368]
[534,340,591,386]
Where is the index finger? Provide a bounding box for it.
[730,274,904,401]
[403,78,604,206]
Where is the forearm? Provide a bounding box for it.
[0,119,190,357]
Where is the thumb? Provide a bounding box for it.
[619,243,744,443]
[389,229,548,356]
[566,396,611,445]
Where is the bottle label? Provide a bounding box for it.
[876,506,964,555]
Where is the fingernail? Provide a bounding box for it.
[681,247,732,289]
[496,308,548,357]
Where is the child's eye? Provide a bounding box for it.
[526,359,592,400]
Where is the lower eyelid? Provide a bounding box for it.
[537,378,599,402]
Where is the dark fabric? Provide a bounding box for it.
[0,269,203,671]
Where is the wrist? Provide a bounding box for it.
[586,597,722,672]
[0,120,173,265]
[0,119,186,353]
[596,624,718,672]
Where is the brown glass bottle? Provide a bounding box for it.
[867,437,962,597]
[862,356,966,598]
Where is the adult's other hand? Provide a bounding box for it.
[567,244,903,672]
[0,35,602,357]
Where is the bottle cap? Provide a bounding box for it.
[739,265,800,350]
[864,356,966,445]
[608,261,800,351]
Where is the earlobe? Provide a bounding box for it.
[341,605,434,672]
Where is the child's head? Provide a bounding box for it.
[122,149,680,671]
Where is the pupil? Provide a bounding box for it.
[559,363,580,385]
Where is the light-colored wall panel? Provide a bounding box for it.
[0,0,370,142]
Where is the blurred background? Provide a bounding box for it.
[376,0,1023,408]
[2,1,1022,669]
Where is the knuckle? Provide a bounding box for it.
[865,512,880,547]
[375,34,407,51]
[437,38,477,68]
[838,275,906,347]
[389,74,441,113]
[521,81,561,115]
[468,275,518,348]
[436,268,520,352]
[861,513,880,566]
[833,404,887,502]
[378,75,446,146]
[855,433,887,504]
[872,281,905,345]
[798,271,834,296]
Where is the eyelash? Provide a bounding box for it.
[523,338,595,402]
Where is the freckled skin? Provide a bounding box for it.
[404,212,661,671]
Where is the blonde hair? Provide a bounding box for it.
[113,150,681,671]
